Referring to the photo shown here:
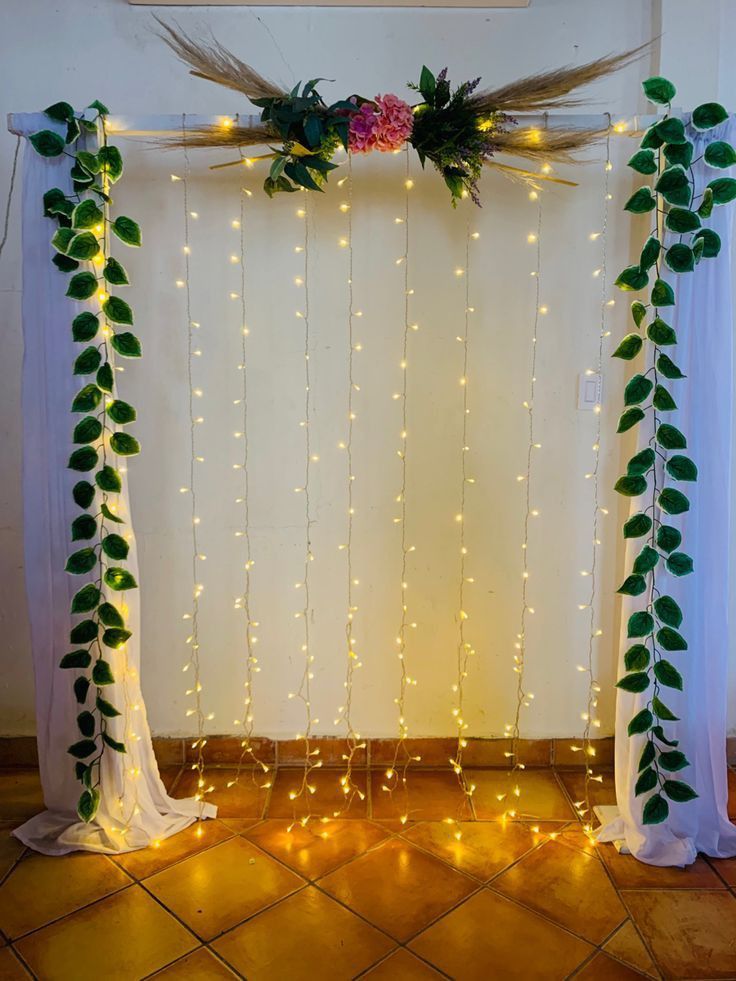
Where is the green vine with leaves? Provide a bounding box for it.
[30,101,142,823]
[613,77,735,824]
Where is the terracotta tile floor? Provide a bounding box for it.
[0,764,735,979]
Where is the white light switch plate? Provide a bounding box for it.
[578,372,602,410]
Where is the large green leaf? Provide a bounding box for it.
[625,644,650,671]
[654,659,684,690]
[659,488,690,515]
[623,512,652,539]
[624,188,656,214]
[616,407,646,434]
[624,374,653,406]
[692,102,728,131]
[71,514,97,541]
[708,177,736,205]
[73,416,103,444]
[111,216,141,247]
[654,117,687,145]
[639,236,661,271]
[101,533,129,560]
[60,649,92,669]
[617,672,650,693]
[628,149,657,174]
[616,265,649,291]
[65,548,97,575]
[665,244,695,273]
[30,129,66,157]
[104,567,138,591]
[66,272,98,301]
[635,767,657,796]
[656,353,685,380]
[643,793,669,825]
[614,474,647,496]
[657,525,682,553]
[647,317,677,345]
[102,627,132,649]
[628,707,653,735]
[96,362,114,394]
[71,583,100,613]
[704,140,736,169]
[96,465,122,493]
[628,611,654,638]
[657,626,688,651]
[73,480,96,509]
[617,574,647,596]
[110,432,140,456]
[653,384,677,411]
[666,551,694,576]
[72,312,99,342]
[662,779,698,801]
[68,739,98,759]
[664,141,694,169]
[665,208,700,233]
[612,333,643,360]
[632,545,659,575]
[102,296,133,325]
[111,332,141,358]
[68,447,98,473]
[78,787,100,823]
[99,145,123,182]
[692,228,721,258]
[652,695,679,721]
[656,424,687,450]
[77,710,95,738]
[654,595,683,629]
[631,301,647,327]
[73,346,102,376]
[651,279,676,307]
[642,77,676,104]
[96,695,121,718]
[107,400,136,424]
[103,257,129,286]
[666,454,698,481]
[655,165,690,206]
[72,199,103,230]
[98,602,124,627]
[91,659,115,685]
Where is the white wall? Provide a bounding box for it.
[1,0,734,740]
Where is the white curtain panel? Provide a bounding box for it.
[13,114,214,856]
[599,118,736,865]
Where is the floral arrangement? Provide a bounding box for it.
[156,21,648,206]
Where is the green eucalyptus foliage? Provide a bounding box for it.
[613,80,734,824]
[29,101,142,824]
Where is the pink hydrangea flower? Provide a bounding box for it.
[348,94,413,154]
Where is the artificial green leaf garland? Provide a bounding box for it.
[30,101,142,823]
[614,77,735,824]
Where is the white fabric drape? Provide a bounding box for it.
[13,114,214,856]
[598,118,736,866]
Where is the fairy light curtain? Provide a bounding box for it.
[12,114,213,856]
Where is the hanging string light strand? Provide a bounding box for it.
[288,191,320,829]
[507,180,545,814]
[230,145,271,792]
[577,121,613,830]
[177,116,211,820]
[448,221,479,831]
[336,155,367,813]
[385,149,418,824]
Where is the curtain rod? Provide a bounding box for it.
[8,111,678,138]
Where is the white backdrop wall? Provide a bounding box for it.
[1,0,735,740]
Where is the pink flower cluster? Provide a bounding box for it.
[348,94,414,154]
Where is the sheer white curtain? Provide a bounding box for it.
[12,113,214,856]
[599,117,736,866]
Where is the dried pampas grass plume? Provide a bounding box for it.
[154,16,286,103]
[493,125,609,165]
[470,41,652,115]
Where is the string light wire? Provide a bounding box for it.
[507,179,545,814]
[230,146,270,792]
[448,222,478,830]
[385,149,418,823]
[336,155,366,813]
[288,191,320,829]
[178,115,210,820]
[576,121,613,830]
